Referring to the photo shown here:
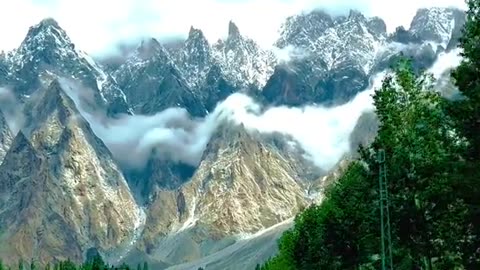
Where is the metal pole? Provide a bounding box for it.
[378,149,393,269]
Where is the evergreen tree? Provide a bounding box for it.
[260,56,478,269]
[448,0,480,266]
[450,0,480,161]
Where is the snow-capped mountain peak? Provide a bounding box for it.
[19,18,73,52]
[409,7,465,49]
[8,18,75,72]
[4,18,131,115]
[228,20,241,38]
[211,21,277,90]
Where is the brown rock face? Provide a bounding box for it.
[139,122,311,264]
[0,80,141,266]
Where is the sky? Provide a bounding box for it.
[0,0,466,56]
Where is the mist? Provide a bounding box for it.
[0,87,24,134]
[59,74,383,172]
[55,47,461,172]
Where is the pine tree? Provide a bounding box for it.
[450,0,480,161]
[259,57,476,269]
[447,0,480,266]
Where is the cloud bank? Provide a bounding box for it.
[0,0,466,56]
[59,45,460,172]
[59,72,384,172]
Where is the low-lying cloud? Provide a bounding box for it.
[59,75,383,172]
[0,87,24,134]
[55,47,461,172]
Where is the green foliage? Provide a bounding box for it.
[259,51,480,268]
[0,255,146,270]
[451,0,480,161]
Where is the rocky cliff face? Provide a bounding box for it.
[211,22,277,91]
[0,110,13,164]
[133,122,312,265]
[113,38,207,116]
[263,10,387,106]
[0,80,142,265]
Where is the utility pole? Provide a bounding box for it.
[378,149,393,270]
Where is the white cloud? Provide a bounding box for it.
[58,72,382,171]
[428,48,463,79]
[0,0,466,56]
[54,47,458,172]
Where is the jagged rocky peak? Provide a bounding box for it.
[10,17,69,65]
[0,130,41,194]
[12,17,76,70]
[0,79,143,265]
[5,18,131,117]
[22,79,77,142]
[182,26,212,66]
[140,121,310,264]
[211,20,277,90]
[188,26,202,38]
[21,17,72,48]
[0,128,141,266]
[228,20,241,37]
[276,9,334,48]
[409,7,465,48]
[186,26,210,50]
[264,9,386,107]
[0,110,14,164]
[136,38,168,61]
[113,36,207,116]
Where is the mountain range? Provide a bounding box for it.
[0,6,466,269]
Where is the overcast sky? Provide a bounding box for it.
[0,0,466,56]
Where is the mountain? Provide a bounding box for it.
[262,7,465,107]
[113,38,207,116]
[116,21,277,116]
[0,110,13,164]
[3,18,130,116]
[0,6,467,268]
[172,27,237,112]
[0,80,142,265]
[119,122,314,267]
[263,10,386,106]
[210,21,277,91]
[409,7,467,50]
[172,21,277,93]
